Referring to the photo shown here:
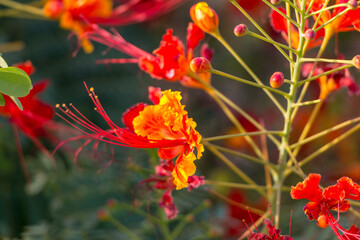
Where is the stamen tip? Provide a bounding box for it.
[55,104,60,108]
[90,87,94,91]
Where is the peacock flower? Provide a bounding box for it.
[57,84,204,190]
[43,0,185,53]
[270,7,325,50]
[302,60,360,99]
[85,22,212,90]
[302,0,360,43]
[291,173,360,239]
[0,61,54,137]
[190,2,219,35]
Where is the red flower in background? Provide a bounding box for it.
[86,22,212,90]
[302,60,360,100]
[0,61,54,137]
[291,173,360,239]
[302,0,360,40]
[270,8,325,50]
[44,0,186,53]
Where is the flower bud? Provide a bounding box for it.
[190,2,219,35]
[270,0,282,5]
[353,55,360,69]
[190,57,212,73]
[317,214,329,228]
[234,24,248,37]
[348,0,358,9]
[106,198,117,208]
[304,29,315,40]
[97,209,109,221]
[270,72,284,88]
[44,0,63,19]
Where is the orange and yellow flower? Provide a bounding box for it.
[57,85,204,190]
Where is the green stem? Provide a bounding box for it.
[297,64,353,86]
[292,99,321,107]
[247,31,297,53]
[213,34,287,114]
[283,0,302,13]
[202,130,283,142]
[206,145,267,197]
[306,3,349,17]
[205,180,291,191]
[298,123,360,167]
[169,201,209,240]
[107,216,141,240]
[314,8,350,32]
[262,0,300,27]
[290,116,360,149]
[211,69,290,97]
[203,142,277,168]
[300,58,352,64]
[209,92,264,159]
[227,0,293,62]
[0,0,44,17]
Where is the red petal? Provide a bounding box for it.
[186,22,204,50]
[290,173,323,202]
[13,60,35,76]
[148,86,162,104]
[270,8,288,34]
[122,103,147,131]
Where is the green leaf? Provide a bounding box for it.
[10,96,23,110]
[0,67,32,97]
[0,93,4,106]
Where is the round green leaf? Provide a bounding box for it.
[0,67,32,97]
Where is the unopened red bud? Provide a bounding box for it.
[353,55,360,69]
[270,72,284,88]
[317,214,329,228]
[97,209,109,221]
[348,0,358,9]
[234,24,248,37]
[190,57,212,73]
[106,198,117,208]
[304,29,315,40]
[271,0,282,4]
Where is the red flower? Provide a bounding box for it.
[57,84,204,190]
[246,217,293,240]
[303,0,360,40]
[44,0,185,53]
[270,7,325,50]
[85,23,212,90]
[0,62,54,137]
[302,60,360,99]
[291,173,360,239]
